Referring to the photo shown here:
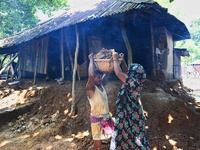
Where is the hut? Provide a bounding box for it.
[173,48,189,79]
[191,60,200,78]
[0,0,190,83]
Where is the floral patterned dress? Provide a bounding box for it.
[110,63,150,150]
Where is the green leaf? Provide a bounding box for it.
[0,0,68,39]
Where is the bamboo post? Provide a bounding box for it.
[82,29,87,61]
[44,37,49,75]
[120,20,132,65]
[34,41,39,85]
[64,30,74,76]
[60,29,65,80]
[70,25,79,116]
[10,61,15,80]
[150,20,156,78]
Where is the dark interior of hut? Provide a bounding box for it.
[17,9,158,81]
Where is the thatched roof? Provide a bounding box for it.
[0,0,190,54]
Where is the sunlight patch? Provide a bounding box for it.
[67,93,71,97]
[20,134,30,139]
[168,114,173,123]
[169,139,177,146]
[33,132,40,137]
[68,98,72,102]
[51,111,59,119]
[64,109,69,115]
[190,136,194,139]
[38,105,43,110]
[0,140,11,147]
[152,146,158,150]
[46,145,53,150]
[55,135,62,140]
[72,130,89,139]
[63,137,74,142]
[165,135,179,149]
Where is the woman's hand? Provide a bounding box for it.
[119,53,124,59]
[112,52,119,60]
[88,53,94,60]
[112,51,126,83]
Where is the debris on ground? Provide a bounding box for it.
[0,78,200,150]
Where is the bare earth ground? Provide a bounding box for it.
[0,77,200,150]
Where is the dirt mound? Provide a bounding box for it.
[0,79,200,150]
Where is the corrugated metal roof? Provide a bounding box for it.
[191,60,200,65]
[0,0,190,51]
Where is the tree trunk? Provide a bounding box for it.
[70,25,79,116]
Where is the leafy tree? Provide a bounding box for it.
[154,0,171,8]
[175,40,200,65]
[174,17,200,65]
[0,0,68,39]
[190,18,200,47]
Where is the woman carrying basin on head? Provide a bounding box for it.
[110,52,150,150]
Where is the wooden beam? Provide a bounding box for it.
[0,53,18,76]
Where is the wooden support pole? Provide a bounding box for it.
[60,29,65,80]
[44,37,49,75]
[82,29,87,61]
[64,30,74,76]
[120,20,132,65]
[34,41,39,85]
[150,20,156,79]
[70,25,79,116]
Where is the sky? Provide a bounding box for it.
[169,0,200,28]
[37,0,200,28]
[70,0,200,28]
[37,0,103,22]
